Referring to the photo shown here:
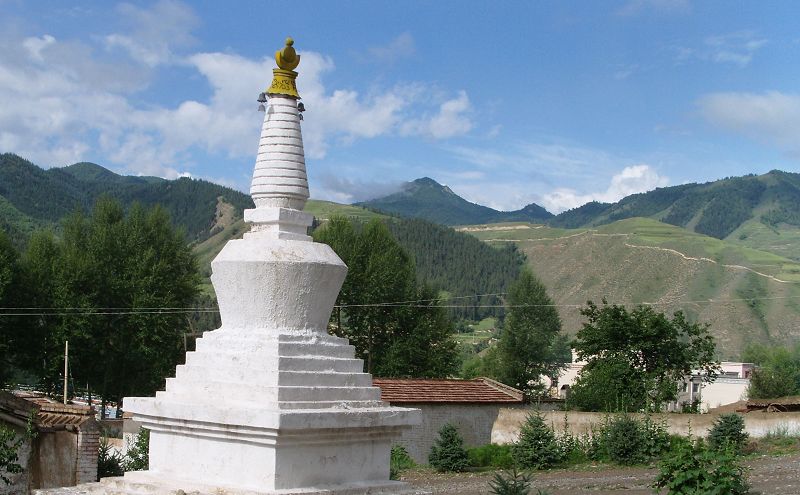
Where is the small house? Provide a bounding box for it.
[372,377,523,463]
[0,391,98,494]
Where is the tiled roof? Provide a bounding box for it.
[372,378,523,404]
[0,391,95,430]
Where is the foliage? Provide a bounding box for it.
[708,414,748,454]
[0,153,253,243]
[653,440,749,495]
[587,414,670,465]
[314,217,458,377]
[386,217,525,320]
[743,343,800,399]
[495,270,564,396]
[428,424,470,472]
[97,436,125,479]
[488,468,534,495]
[467,443,514,469]
[15,197,200,407]
[512,411,563,470]
[570,301,719,412]
[0,424,24,485]
[0,230,20,386]
[123,428,149,472]
[389,445,415,480]
[548,171,800,241]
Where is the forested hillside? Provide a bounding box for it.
[550,171,800,242]
[387,218,525,320]
[0,154,253,242]
[358,177,553,225]
[193,205,527,319]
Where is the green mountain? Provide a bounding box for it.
[357,177,553,226]
[194,201,525,320]
[0,153,254,242]
[465,217,800,358]
[550,171,800,251]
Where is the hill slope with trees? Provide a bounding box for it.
[0,154,253,242]
[357,177,553,226]
[550,171,800,248]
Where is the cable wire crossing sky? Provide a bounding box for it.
[1,0,798,213]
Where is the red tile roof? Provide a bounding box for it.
[373,377,523,404]
[1,391,95,430]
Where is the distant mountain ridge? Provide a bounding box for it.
[550,171,800,241]
[0,153,253,242]
[357,177,553,226]
[358,172,800,254]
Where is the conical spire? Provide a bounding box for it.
[248,37,310,236]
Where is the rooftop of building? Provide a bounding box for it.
[372,377,523,404]
[0,390,96,431]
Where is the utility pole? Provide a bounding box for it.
[63,340,69,404]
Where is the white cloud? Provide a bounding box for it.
[315,175,404,204]
[400,91,473,139]
[676,31,767,68]
[104,0,199,67]
[368,33,415,63]
[698,91,800,154]
[540,165,669,212]
[617,0,690,16]
[0,8,473,180]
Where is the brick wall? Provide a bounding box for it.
[76,421,99,483]
[390,403,504,464]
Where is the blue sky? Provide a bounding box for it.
[2,0,799,212]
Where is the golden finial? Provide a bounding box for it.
[275,37,300,71]
[267,36,301,99]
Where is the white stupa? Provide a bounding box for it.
[37,37,424,495]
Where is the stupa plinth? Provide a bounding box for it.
[36,37,425,495]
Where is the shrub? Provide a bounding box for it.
[488,468,533,495]
[389,445,415,480]
[0,425,24,485]
[590,414,670,465]
[708,414,748,454]
[604,415,646,465]
[467,444,514,469]
[123,428,149,471]
[512,412,562,470]
[653,440,749,495]
[428,424,470,472]
[97,436,124,479]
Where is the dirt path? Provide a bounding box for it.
[404,452,800,494]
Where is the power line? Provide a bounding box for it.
[1,294,800,316]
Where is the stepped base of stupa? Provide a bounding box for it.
[34,471,430,495]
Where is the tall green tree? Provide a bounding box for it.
[570,301,719,412]
[742,343,800,399]
[17,197,200,410]
[495,269,563,396]
[314,216,458,377]
[0,231,20,386]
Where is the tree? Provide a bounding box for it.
[495,270,563,396]
[511,411,562,469]
[16,197,200,412]
[313,216,458,378]
[742,344,800,399]
[570,301,719,412]
[0,231,20,386]
[428,423,469,472]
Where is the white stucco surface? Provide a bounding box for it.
[38,87,423,495]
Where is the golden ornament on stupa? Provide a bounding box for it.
[267,37,301,98]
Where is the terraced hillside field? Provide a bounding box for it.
[461,218,800,359]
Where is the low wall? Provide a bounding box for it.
[492,408,800,444]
